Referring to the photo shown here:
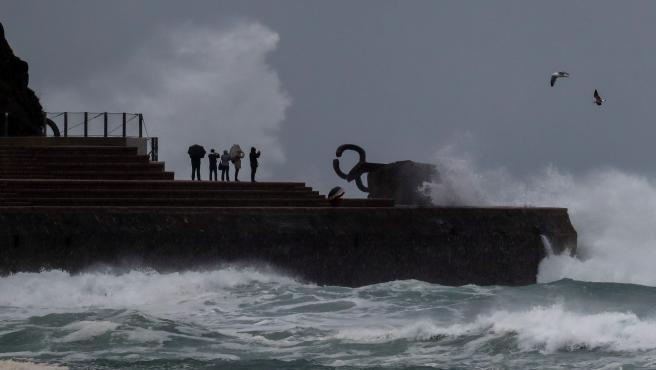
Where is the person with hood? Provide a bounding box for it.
[229,144,245,182]
[187,144,206,181]
[220,149,231,181]
[249,147,261,182]
[208,149,220,181]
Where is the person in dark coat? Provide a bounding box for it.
[220,150,231,181]
[187,144,206,181]
[208,149,220,181]
[249,147,261,182]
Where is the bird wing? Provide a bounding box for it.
[550,75,557,86]
[594,89,600,99]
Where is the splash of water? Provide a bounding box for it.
[428,150,656,286]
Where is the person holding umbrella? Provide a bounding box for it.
[187,144,206,181]
[229,144,245,182]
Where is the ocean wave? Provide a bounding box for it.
[0,266,298,310]
[427,148,656,286]
[0,360,67,370]
[55,321,119,343]
[335,304,656,353]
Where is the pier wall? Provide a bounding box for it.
[0,206,576,286]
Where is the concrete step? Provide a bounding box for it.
[0,172,175,180]
[0,163,165,171]
[0,146,138,153]
[0,198,393,208]
[4,189,322,199]
[0,179,308,190]
[0,170,169,177]
[0,137,144,147]
[10,197,334,207]
[334,198,395,207]
[0,155,152,162]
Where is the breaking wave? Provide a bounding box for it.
[0,266,298,311]
[3,272,656,368]
[428,149,656,286]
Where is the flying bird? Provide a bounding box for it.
[550,71,570,87]
[593,89,605,106]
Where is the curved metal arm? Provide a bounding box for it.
[333,144,367,181]
[45,118,61,137]
[332,144,384,193]
[336,144,367,162]
[333,158,349,180]
[355,177,369,193]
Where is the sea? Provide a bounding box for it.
[4,166,656,369]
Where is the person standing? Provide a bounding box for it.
[187,144,206,181]
[208,149,220,181]
[229,144,245,182]
[220,150,231,181]
[249,147,261,182]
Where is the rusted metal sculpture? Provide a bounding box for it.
[332,144,384,192]
[333,144,438,205]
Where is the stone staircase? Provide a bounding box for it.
[0,139,394,208]
[0,146,173,180]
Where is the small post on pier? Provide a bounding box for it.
[122,113,127,137]
[63,112,68,137]
[3,112,8,137]
[138,114,143,138]
[103,112,108,137]
[83,112,88,137]
[150,137,158,161]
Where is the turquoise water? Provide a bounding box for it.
[2,267,656,369]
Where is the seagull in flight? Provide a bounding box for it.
[593,89,605,106]
[550,71,570,87]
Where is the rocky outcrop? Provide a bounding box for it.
[0,22,44,136]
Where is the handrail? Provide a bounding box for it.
[45,112,147,138]
[43,111,158,161]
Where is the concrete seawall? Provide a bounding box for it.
[0,206,576,286]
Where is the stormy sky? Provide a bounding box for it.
[3,1,656,195]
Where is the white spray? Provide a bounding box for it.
[428,149,656,286]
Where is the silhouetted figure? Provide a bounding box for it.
[249,147,261,182]
[230,144,245,182]
[187,144,206,181]
[208,149,220,181]
[220,150,231,181]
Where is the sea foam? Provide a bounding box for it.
[0,266,297,310]
[427,149,656,286]
[335,304,656,353]
[0,361,67,370]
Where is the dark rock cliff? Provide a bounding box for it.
[0,22,45,136]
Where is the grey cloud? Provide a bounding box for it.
[39,20,290,179]
[4,1,656,195]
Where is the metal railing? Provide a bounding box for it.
[45,112,146,138]
[44,112,158,161]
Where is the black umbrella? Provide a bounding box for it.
[328,186,345,206]
[188,144,206,158]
